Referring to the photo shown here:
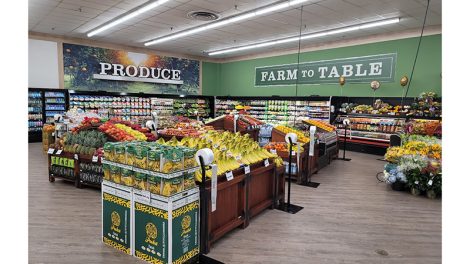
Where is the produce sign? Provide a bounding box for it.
[63,43,200,95]
[51,156,75,168]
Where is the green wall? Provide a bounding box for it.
[202,34,441,97]
[201,62,220,96]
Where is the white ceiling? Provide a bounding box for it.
[29,0,441,58]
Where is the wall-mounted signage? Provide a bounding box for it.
[63,43,200,94]
[255,53,397,86]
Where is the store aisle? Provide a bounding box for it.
[29,143,441,264]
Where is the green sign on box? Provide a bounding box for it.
[51,156,74,168]
[133,188,199,264]
[102,182,133,255]
[255,53,397,86]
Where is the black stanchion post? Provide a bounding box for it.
[335,120,352,161]
[196,151,223,264]
[287,137,293,207]
[276,133,303,214]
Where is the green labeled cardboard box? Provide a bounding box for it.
[102,180,133,255]
[133,188,199,264]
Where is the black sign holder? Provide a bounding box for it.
[277,137,304,214]
[193,156,224,264]
[335,123,351,161]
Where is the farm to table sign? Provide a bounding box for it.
[63,43,200,94]
[255,53,397,86]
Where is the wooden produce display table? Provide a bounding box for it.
[200,158,281,253]
[48,149,103,189]
[270,128,321,184]
[206,116,260,141]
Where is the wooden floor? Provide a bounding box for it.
[29,143,441,264]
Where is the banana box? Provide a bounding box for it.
[133,187,199,264]
[102,180,133,255]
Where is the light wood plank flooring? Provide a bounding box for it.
[29,143,441,264]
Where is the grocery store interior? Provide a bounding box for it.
[6,0,466,263]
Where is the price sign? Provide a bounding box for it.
[291,151,296,156]
[270,149,277,154]
[211,165,218,212]
[74,154,79,160]
[47,148,55,154]
[264,159,269,167]
[244,166,250,174]
[226,171,234,181]
[92,156,99,163]
[56,149,63,155]
[427,180,433,186]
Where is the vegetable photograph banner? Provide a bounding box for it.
[255,53,397,86]
[63,43,200,94]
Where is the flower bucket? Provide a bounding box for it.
[391,181,406,191]
[411,187,421,196]
[426,190,437,199]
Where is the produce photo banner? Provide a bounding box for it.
[255,53,397,86]
[63,43,200,94]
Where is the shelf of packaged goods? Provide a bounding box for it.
[338,113,407,119]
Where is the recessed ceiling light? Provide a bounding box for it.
[207,18,400,56]
[87,0,170,37]
[144,0,310,46]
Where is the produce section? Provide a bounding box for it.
[215,96,331,126]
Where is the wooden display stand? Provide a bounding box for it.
[271,128,320,184]
[48,149,103,189]
[206,116,260,141]
[200,159,281,252]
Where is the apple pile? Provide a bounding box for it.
[71,117,103,133]
[99,122,135,141]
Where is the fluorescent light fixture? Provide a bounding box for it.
[87,0,170,37]
[144,0,310,46]
[208,17,400,56]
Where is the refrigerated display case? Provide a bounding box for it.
[45,91,67,124]
[69,92,151,123]
[215,96,332,126]
[28,89,43,142]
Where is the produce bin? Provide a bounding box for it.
[102,181,133,255]
[246,161,276,222]
[133,188,200,264]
